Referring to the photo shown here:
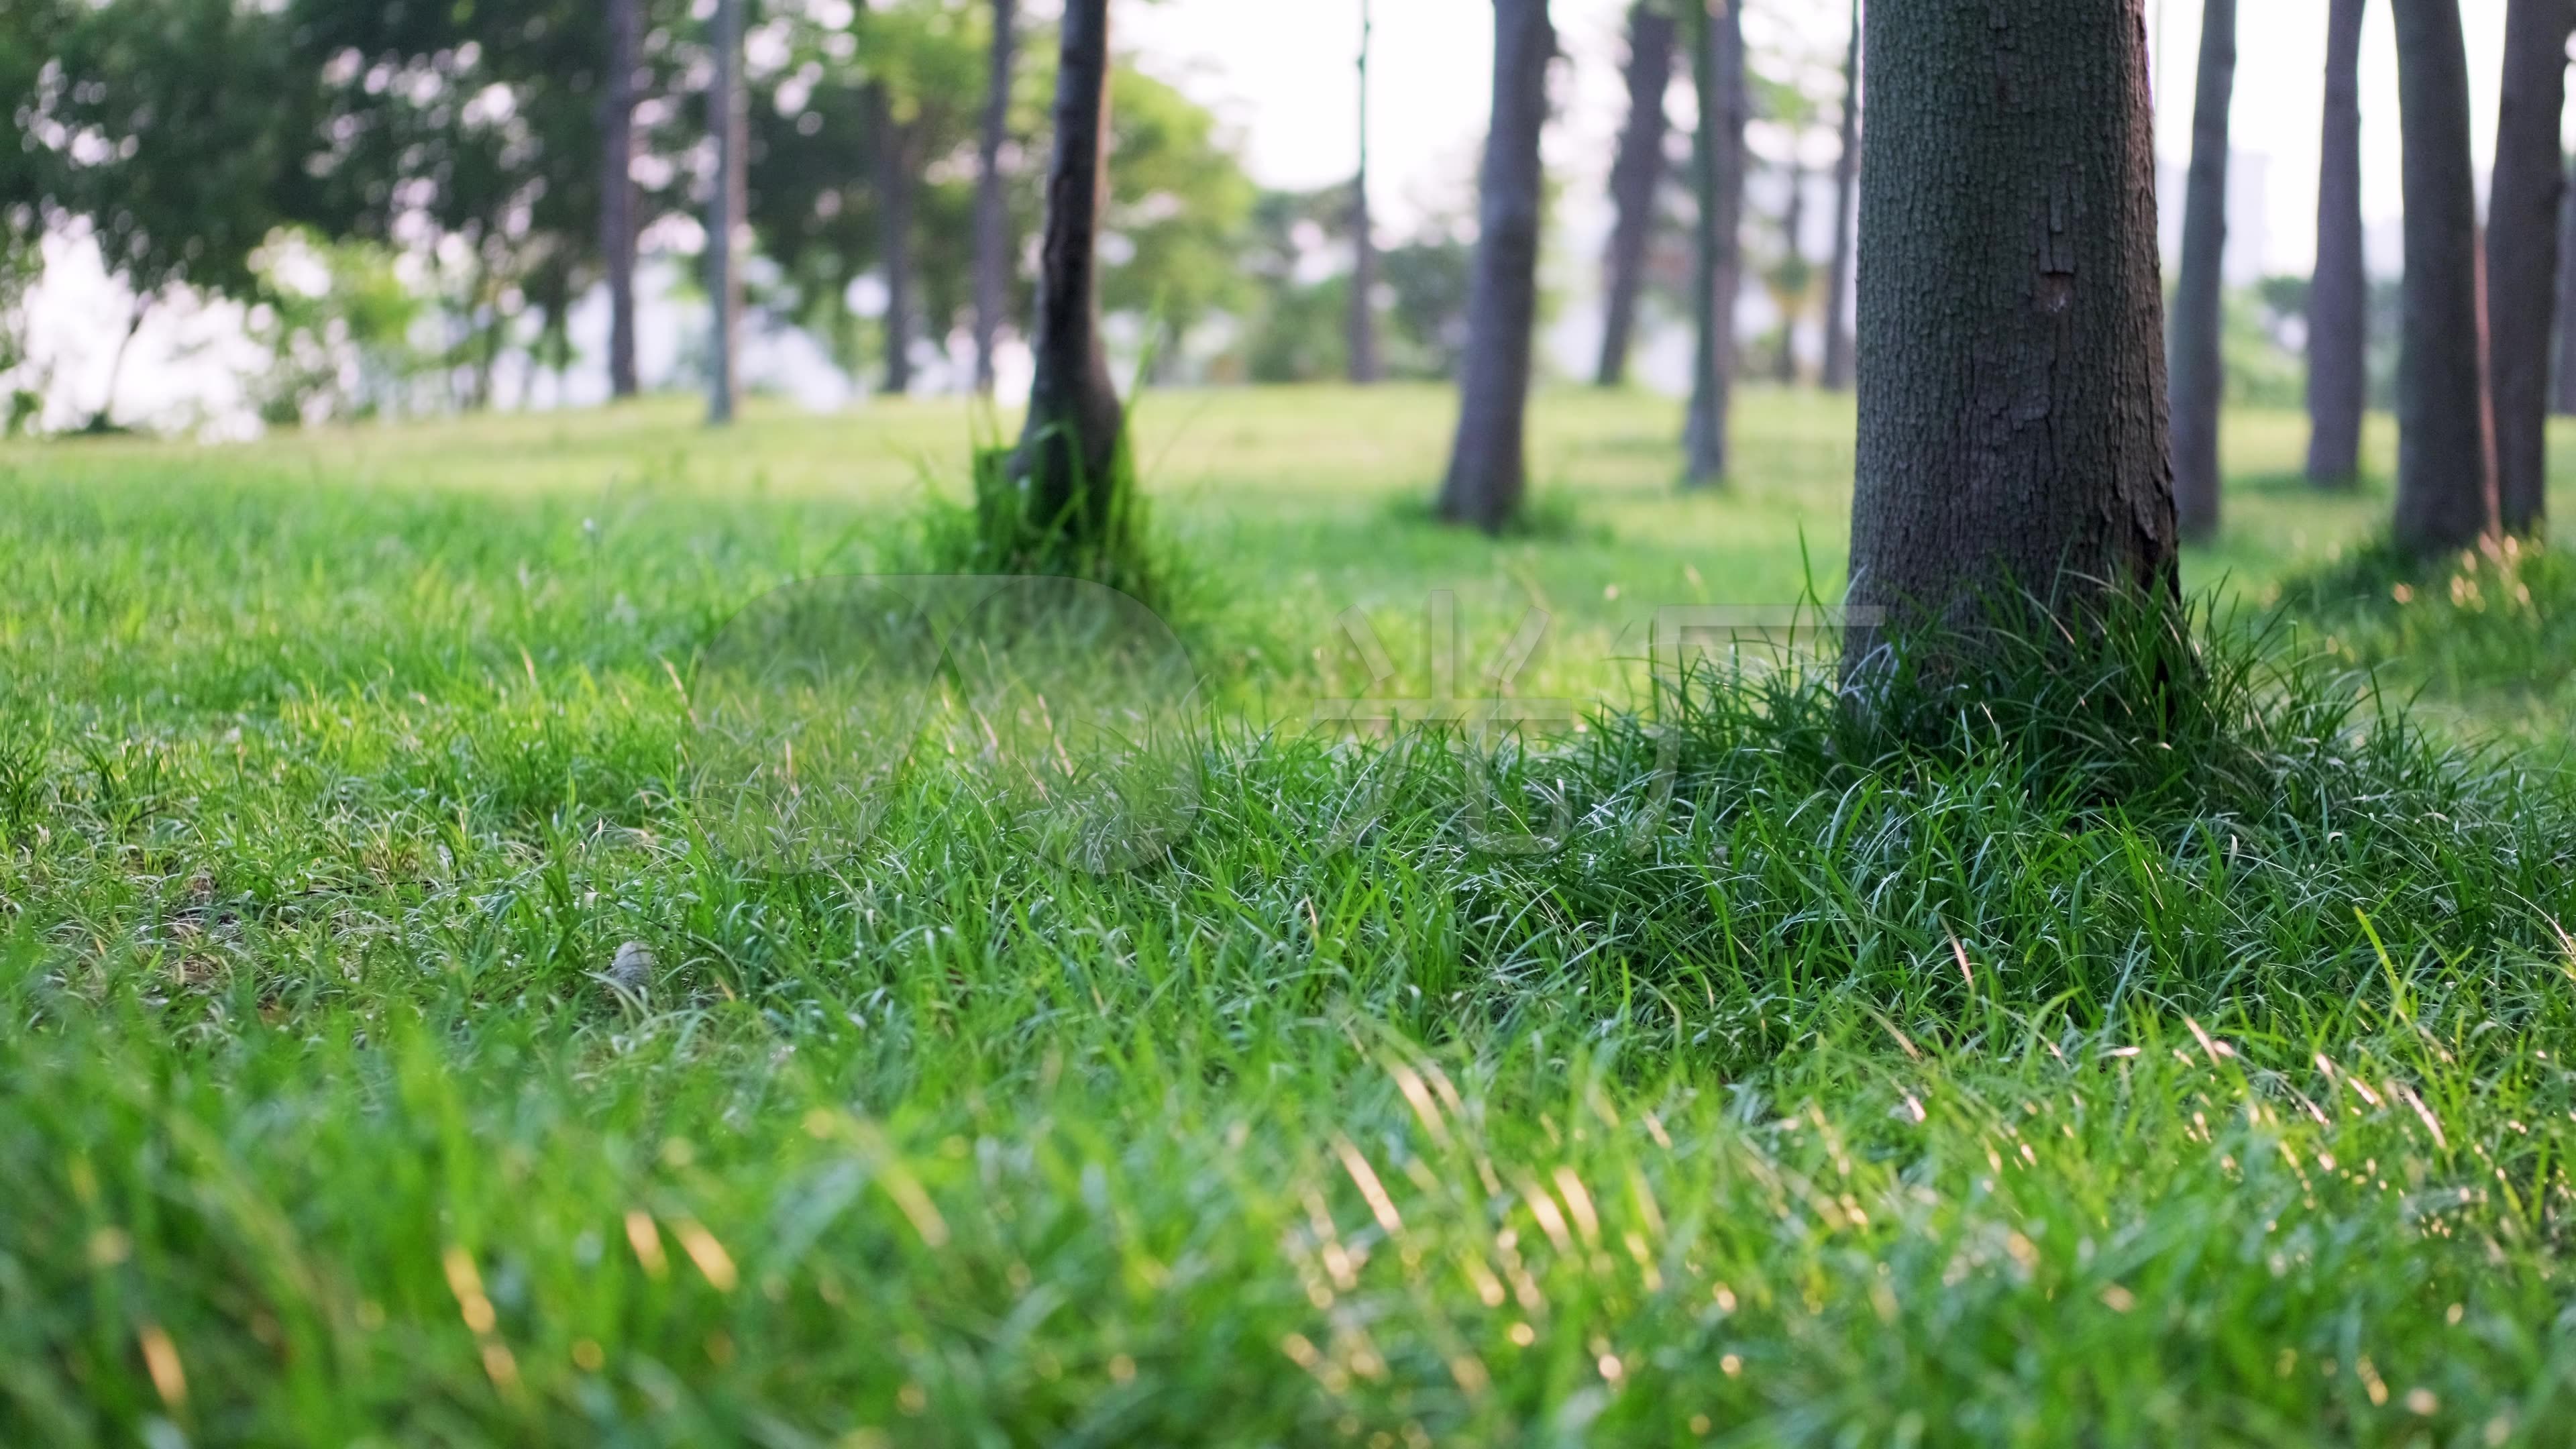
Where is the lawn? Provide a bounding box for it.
[3,386,2574,1446]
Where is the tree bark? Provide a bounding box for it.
[1595,1,1674,389]
[1775,160,1806,385]
[1821,0,1861,393]
[1436,0,1554,533]
[2306,0,2368,486]
[1843,0,2180,664]
[2391,0,2499,555]
[973,0,1018,395]
[872,84,918,398]
[706,0,745,426]
[2557,150,2576,417]
[1010,0,1124,529]
[2171,0,2236,541]
[1681,0,1745,488]
[602,0,641,400]
[2487,0,2571,536]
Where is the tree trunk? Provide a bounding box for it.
[2391,0,2498,555]
[973,0,1018,395]
[91,296,150,430]
[2487,0,2570,536]
[706,0,744,426]
[2171,0,2236,542]
[1595,1,1674,388]
[873,84,918,398]
[1775,161,1806,385]
[1681,0,1744,488]
[1349,0,1385,386]
[1821,0,1862,393]
[1010,0,1124,530]
[1843,0,2180,664]
[2557,150,2576,417]
[1436,0,1554,533]
[602,0,641,400]
[2306,0,2368,486]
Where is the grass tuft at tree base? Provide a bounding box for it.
[928,434,1171,609]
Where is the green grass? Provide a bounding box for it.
[3,388,2575,1446]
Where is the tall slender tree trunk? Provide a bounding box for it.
[1682,0,1745,488]
[1010,0,1124,530]
[1349,0,1385,385]
[1843,0,2180,666]
[1436,0,1554,533]
[973,0,1018,395]
[2171,0,2237,542]
[2487,0,2571,536]
[91,296,150,430]
[872,85,918,398]
[602,0,641,400]
[2556,150,2576,417]
[1595,1,1675,388]
[1821,0,1862,394]
[1774,161,1806,385]
[2307,0,2368,486]
[706,0,745,426]
[2391,0,2499,555]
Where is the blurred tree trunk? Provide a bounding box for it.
[2557,152,2576,416]
[1436,0,1554,533]
[2306,0,2368,486]
[602,0,641,400]
[91,297,150,431]
[1682,0,1744,488]
[706,0,744,426]
[2171,0,2236,542]
[1350,0,1384,385]
[973,0,1018,395]
[1821,0,1861,393]
[1010,0,1124,527]
[1774,160,1805,385]
[1843,0,2179,665]
[1595,1,1674,388]
[2391,0,2498,555]
[872,84,918,398]
[2486,0,2571,536]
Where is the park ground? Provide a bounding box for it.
[3,387,2576,1444]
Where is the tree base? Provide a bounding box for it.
[951,436,1163,606]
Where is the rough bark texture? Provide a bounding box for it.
[2391,0,2500,555]
[872,84,918,397]
[2306,0,2368,486]
[1681,0,1745,487]
[2557,150,2576,416]
[1843,0,2180,663]
[972,0,1018,395]
[1821,0,1862,394]
[1350,0,1384,385]
[602,0,641,400]
[2170,0,2235,541]
[2487,0,2571,535]
[706,0,744,426]
[1436,0,1554,533]
[1595,2,1675,388]
[1775,162,1806,385]
[1010,0,1124,528]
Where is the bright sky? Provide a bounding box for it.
[1125,0,2533,274]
